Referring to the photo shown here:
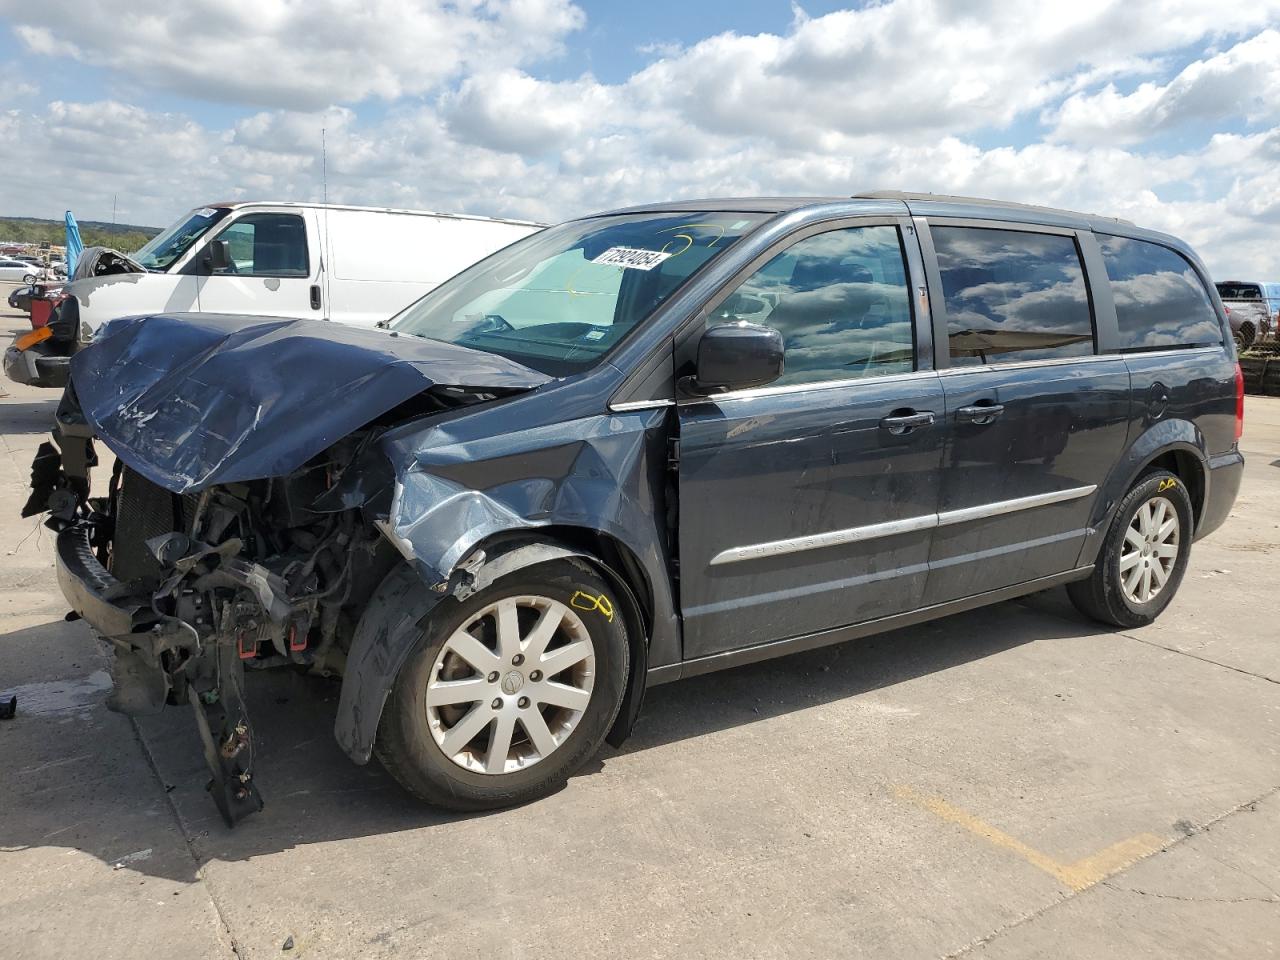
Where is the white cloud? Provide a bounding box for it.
[1050,30,1280,144]
[442,70,617,155]
[0,60,37,102]
[0,0,586,110]
[3,2,1280,277]
[610,0,1280,144]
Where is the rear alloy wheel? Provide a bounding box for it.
[374,559,629,811]
[1235,322,1256,353]
[1067,469,1194,628]
[1117,496,1180,605]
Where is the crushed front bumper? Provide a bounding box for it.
[53,518,267,826]
[56,522,154,640]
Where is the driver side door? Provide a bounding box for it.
[676,219,945,660]
[195,209,324,319]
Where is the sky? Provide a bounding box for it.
[0,0,1277,277]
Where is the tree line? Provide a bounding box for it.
[0,217,159,253]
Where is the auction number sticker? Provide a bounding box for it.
[591,246,673,270]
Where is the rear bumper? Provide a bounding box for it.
[1196,448,1245,541]
[5,337,70,388]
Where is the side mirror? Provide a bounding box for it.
[205,239,232,273]
[688,322,785,395]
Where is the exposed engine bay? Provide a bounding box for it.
[25,310,669,826]
[28,386,476,825]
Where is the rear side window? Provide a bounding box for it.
[932,227,1094,365]
[1098,235,1220,350]
[215,213,310,278]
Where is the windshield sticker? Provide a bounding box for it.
[591,246,673,271]
[195,207,218,218]
[583,329,607,341]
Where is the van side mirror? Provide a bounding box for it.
[687,322,785,395]
[205,239,232,273]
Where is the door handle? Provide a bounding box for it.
[879,410,936,435]
[956,402,1005,425]
[309,284,322,310]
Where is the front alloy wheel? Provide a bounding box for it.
[373,559,629,811]
[427,596,596,775]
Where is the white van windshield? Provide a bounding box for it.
[389,212,767,375]
[133,206,231,271]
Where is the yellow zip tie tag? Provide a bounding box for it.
[570,591,614,622]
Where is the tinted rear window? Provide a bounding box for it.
[1098,235,1221,350]
[1216,283,1261,300]
[932,226,1094,365]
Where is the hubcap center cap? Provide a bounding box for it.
[500,671,525,696]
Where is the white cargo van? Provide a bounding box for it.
[5,201,543,387]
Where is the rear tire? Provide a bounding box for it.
[374,559,629,811]
[1067,469,1194,628]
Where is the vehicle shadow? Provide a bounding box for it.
[0,590,1099,883]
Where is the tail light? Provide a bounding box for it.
[1234,362,1244,441]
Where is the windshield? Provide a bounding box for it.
[133,206,231,271]
[388,212,769,375]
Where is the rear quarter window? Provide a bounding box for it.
[1098,235,1221,350]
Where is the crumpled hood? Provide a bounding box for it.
[70,313,550,493]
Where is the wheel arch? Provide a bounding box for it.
[334,528,654,765]
[1078,418,1209,567]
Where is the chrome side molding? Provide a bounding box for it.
[936,484,1098,528]
[708,485,1097,566]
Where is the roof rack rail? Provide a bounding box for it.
[854,190,1134,226]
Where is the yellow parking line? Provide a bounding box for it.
[894,785,1166,892]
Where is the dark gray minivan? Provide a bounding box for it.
[30,192,1244,825]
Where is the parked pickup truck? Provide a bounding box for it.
[1215,280,1280,351]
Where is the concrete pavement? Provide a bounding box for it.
[1,282,1277,958]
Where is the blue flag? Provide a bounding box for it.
[64,211,83,276]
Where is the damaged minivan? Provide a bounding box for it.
[27,193,1244,826]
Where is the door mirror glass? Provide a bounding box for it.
[691,322,785,394]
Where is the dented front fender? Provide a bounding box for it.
[334,404,679,763]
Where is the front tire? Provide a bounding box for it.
[374,559,629,811]
[1067,469,1194,628]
